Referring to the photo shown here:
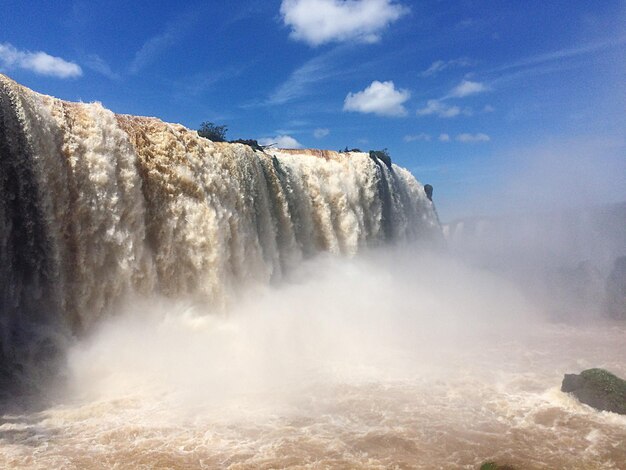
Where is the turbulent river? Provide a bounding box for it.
[1,75,624,469]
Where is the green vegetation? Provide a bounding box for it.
[579,368,626,414]
[339,147,362,153]
[197,123,269,152]
[480,462,516,470]
[198,121,228,142]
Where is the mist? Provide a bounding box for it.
[436,136,626,222]
[26,245,622,469]
[61,248,539,412]
[439,136,626,322]
[1,74,625,469]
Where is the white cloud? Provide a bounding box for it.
[258,135,303,149]
[456,133,490,143]
[280,0,409,46]
[439,133,450,142]
[85,54,119,80]
[416,80,485,119]
[416,99,464,118]
[449,80,487,98]
[488,36,626,76]
[483,104,495,113]
[344,80,410,117]
[314,128,330,138]
[420,60,446,77]
[267,51,339,105]
[130,31,178,74]
[0,43,82,78]
[404,133,431,142]
[130,11,197,74]
[420,57,474,77]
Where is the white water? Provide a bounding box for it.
[2,251,626,469]
[1,75,625,469]
[0,74,438,373]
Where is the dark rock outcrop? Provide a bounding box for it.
[229,139,266,152]
[424,184,433,201]
[561,368,626,414]
[369,149,392,169]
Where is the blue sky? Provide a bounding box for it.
[1,0,625,221]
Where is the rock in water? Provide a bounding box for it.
[480,462,516,470]
[561,368,626,415]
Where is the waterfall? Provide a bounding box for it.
[0,74,440,382]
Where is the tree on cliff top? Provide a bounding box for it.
[198,121,228,142]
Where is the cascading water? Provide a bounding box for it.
[0,74,439,383]
[1,75,625,470]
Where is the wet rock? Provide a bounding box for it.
[561,368,626,415]
[605,256,626,320]
[424,184,433,201]
[369,149,392,169]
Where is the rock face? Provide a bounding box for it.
[605,256,626,320]
[561,368,626,415]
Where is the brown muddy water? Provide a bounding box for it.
[1,254,625,469]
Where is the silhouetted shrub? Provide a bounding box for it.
[230,139,265,152]
[198,121,228,142]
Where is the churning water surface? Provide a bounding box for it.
[1,253,625,470]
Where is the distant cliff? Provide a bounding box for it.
[443,203,626,319]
